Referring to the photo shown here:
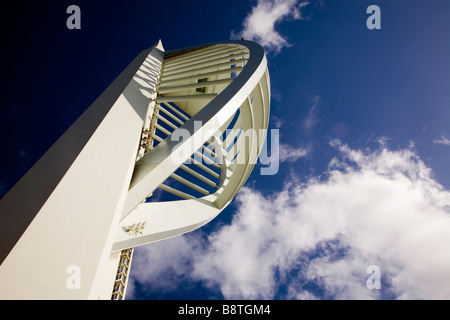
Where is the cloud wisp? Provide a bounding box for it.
[433,135,450,146]
[302,95,320,132]
[232,0,310,54]
[128,141,450,300]
[279,143,309,163]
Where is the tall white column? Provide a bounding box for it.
[0,41,164,300]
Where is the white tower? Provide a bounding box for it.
[0,39,270,299]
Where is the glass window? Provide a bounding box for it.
[196,78,208,93]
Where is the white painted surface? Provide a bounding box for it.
[0,40,270,300]
[0,41,164,299]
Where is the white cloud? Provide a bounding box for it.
[271,115,284,128]
[279,143,309,162]
[129,142,450,300]
[433,135,450,146]
[302,95,320,131]
[232,0,310,53]
[126,235,200,299]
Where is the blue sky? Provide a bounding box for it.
[1,0,450,300]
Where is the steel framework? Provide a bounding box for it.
[0,39,270,300]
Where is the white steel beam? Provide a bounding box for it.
[158,78,233,94]
[163,48,248,71]
[159,67,244,87]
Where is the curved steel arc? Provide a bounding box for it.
[112,40,269,251]
[121,40,265,216]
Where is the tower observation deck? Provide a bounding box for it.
[0,39,270,299]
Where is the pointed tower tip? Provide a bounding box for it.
[155,39,165,51]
